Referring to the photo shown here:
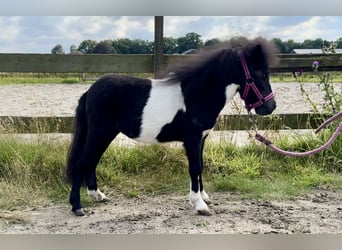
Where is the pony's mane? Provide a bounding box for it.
[164,36,278,83]
[220,36,279,66]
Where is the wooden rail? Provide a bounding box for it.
[0,54,153,73]
[0,114,332,134]
[0,53,341,73]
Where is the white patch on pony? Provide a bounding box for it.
[87,189,108,201]
[225,83,240,104]
[202,129,212,138]
[136,79,185,144]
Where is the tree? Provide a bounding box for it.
[336,37,342,48]
[112,38,132,54]
[284,39,300,53]
[112,39,154,54]
[272,38,287,53]
[51,44,65,54]
[175,32,203,54]
[130,39,154,54]
[93,40,115,54]
[78,39,98,54]
[69,44,77,53]
[163,37,177,54]
[204,38,221,47]
[69,44,84,55]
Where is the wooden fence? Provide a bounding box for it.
[0,113,332,134]
[1,53,342,73]
[0,53,341,133]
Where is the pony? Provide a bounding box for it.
[66,37,278,216]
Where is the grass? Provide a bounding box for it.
[1,72,342,85]
[0,73,83,85]
[0,129,341,210]
[0,73,153,85]
[204,130,342,199]
[271,72,342,83]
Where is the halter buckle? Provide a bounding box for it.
[246,77,254,84]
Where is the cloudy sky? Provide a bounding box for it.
[0,16,341,53]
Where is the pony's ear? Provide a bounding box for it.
[250,44,265,65]
[250,39,279,67]
[251,44,263,59]
[250,44,267,67]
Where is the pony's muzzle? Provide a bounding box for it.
[255,98,276,115]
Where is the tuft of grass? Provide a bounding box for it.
[203,133,341,199]
[0,136,70,209]
[97,144,189,195]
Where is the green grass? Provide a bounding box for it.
[0,74,82,84]
[203,131,342,199]
[0,72,341,85]
[271,72,342,83]
[0,129,341,210]
[0,73,154,85]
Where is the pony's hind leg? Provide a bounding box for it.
[84,128,119,202]
[70,126,119,216]
[85,163,110,203]
[69,161,86,216]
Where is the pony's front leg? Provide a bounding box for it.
[184,135,211,216]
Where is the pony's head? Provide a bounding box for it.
[233,37,278,115]
[164,36,278,116]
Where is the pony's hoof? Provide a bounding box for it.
[100,197,110,202]
[87,189,110,202]
[73,208,85,216]
[203,198,212,205]
[197,209,212,216]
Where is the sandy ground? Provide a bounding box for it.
[0,82,331,117]
[1,189,342,234]
[0,81,341,234]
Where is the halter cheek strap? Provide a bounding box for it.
[239,52,274,112]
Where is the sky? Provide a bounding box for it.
[0,16,341,53]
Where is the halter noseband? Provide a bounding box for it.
[239,52,274,112]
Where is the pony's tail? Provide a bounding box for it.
[66,92,88,182]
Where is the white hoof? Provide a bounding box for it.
[197,208,212,216]
[201,190,212,205]
[189,191,211,216]
[87,189,110,202]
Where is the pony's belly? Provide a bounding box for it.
[134,108,185,144]
[134,124,165,144]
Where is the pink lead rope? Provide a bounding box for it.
[239,52,342,157]
[255,108,342,157]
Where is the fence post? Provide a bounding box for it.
[154,16,164,79]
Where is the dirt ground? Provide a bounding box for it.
[1,188,342,234]
[0,82,335,117]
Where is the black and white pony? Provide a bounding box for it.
[66,37,278,216]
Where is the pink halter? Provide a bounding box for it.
[239,52,274,112]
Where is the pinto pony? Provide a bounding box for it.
[66,37,278,216]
